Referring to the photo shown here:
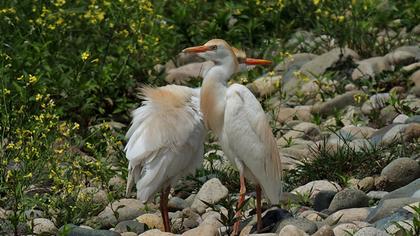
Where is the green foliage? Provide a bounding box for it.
[284,135,420,190]
[0,0,419,234]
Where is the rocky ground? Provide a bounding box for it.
[2,29,419,236]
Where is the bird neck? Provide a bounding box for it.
[200,61,236,136]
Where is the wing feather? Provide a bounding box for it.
[125,85,204,199]
[224,84,282,203]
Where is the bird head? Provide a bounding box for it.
[183,39,271,72]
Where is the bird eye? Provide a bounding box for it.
[209,45,217,50]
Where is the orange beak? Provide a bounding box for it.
[245,58,272,65]
[182,45,211,53]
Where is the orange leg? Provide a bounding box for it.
[232,174,246,236]
[256,184,262,232]
[160,186,171,232]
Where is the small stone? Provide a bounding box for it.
[32,218,57,235]
[313,191,336,212]
[139,229,176,236]
[380,158,420,191]
[58,224,120,236]
[312,225,334,236]
[108,176,126,191]
[281,122,321,141]
[250,208,292,233]
[301,48,360,78]
[182,223,218,236]
[357,177,375,192]
[385,219,416,235]
[136,214,164,232]
[115,220,144,234]
[353,227,389,236]
[292,180,341,199]
[367,191,389,199]
[328,189,369,212]
[94,199,145,228]
[393,114,409,124]
[366,197,420,223]
[121,232,138,236]
[278,224,309,236]
[275,217,317,234]
[191,178,228,213]
[311,91,366,116]
[78,187,108,209]
[333,223,362,236]
[168,197,188,211]
[404,122,420,141]
[324,208,371,225]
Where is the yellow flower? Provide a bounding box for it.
[313,0,320,5]
[23,173,33,178]
[81,51,90,61]
[337,15,345,22]
[3,88,11,95]
[28,74,38,84]
[35,94,43,101]
[268,71,275,77]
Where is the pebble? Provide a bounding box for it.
[191,178,228,214]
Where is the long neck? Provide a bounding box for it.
[200,60,237,136]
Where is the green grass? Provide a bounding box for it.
[1,0,419,234]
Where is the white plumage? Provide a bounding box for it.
[125,85,204,202]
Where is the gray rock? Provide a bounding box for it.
[313,191,336,212]
[352,57,394,80]
[121,232,137,236]
[277,224,309,236]
[301,48,360,78]
[367,191,389,200]
[59,224,121,236]
[353,227,389,236]
[168,197,188,211]
[24,209,44,219]
[93,199,145,228]
[108,176,126,191]
[324,208,371,225]
[405,115,420,124]
[191,178,228,213]
[377,124,408,145]
[410,70,420,96]
[279,53,318,95]
[115,220,144,234]
[248,75,282,97]
[379,105,399,126]
[380,158,420,191]
[382,179,420,200]
[393,114,409,123]
[166,61,214,84]
[78,187,109,210]
[369,124,399,145]
[275,217,318,234]
[311,91,366,115]
[312,225,334,236]
[332,222,368,236]
[328,189,369,212]
[366,197,420,223]
[32,218,57,235]
[281,122,321,141]
[291,180,341,199]
[373,208,413,231]
[386,46,420,64]
[276,106,312,124]
[404,122,420,142]
[370,93,390,109]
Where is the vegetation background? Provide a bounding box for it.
[0,0,419,234]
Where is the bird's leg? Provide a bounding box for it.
[256,184,262,233]
[160,186,171,232]
[232,174,246,236]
